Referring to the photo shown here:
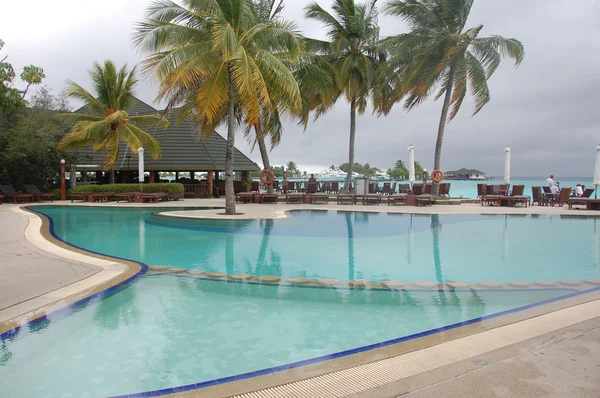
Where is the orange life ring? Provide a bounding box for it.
[431,169,444,183]
[259,169,275,185]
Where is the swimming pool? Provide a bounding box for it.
[1,207,599,397]
[37,206,600,283]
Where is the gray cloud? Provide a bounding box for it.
[2,0,598,177]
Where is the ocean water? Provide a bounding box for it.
[276,177,595,198]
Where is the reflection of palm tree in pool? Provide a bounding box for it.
[254,219,282,276]
[93,285,141,331]
[430,215,444,284]
[345,213,355,281]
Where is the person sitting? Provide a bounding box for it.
[550,182,560,195]
[574,184,584,197]
[308,174,317,184]
[545,174,555,187]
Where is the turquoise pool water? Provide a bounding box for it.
[38,206,600,283]
[1,207,598,397]
[0,276,580,397]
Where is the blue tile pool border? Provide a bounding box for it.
[2,205,599,398]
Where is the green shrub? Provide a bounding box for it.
[70,183,185,199]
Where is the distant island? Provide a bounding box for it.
[445,168,489,180]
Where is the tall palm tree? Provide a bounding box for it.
[305,0,381,193]
[57,61,165,182]
[383,0,524,195]
[135,0,302,214]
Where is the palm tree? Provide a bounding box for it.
[305,0,381,193]
[383,0,524,195]
[56,61,165,182]
[135,0,302,215]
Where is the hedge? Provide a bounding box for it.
[70,183,185,199]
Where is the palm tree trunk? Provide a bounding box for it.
[224,66,237,215]
[257,135,274,194]
[432,63,457,196]
[343,97,357,194]
[109,170,115,184]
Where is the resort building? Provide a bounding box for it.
[445,168,488,180]
[69,97,260,197]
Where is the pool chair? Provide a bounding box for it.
[531,186,543,206]
[235,192,253,203]
[397,183,410,194]
[310,192,329,204]
[568,188,595,209]
[260,193,279,203]
[477,183,487,198]
[140,193,168,203]
[23,184,55,202]
[0,185,34,203]
[387,193,407,206]
[555,187,572,207]
[361,194,381,205]
[285,193,305,204]
[412,184,424,195]
[415,194,435,206]
[337,193,355,205]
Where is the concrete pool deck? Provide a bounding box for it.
[0,199,599,397]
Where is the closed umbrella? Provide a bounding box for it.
[137,147,144,185]
[504,147,511,186]
[594,145,600,198]
[408,145,415,187]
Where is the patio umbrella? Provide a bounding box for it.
[408,145,415,187]
[504,147,511,185]
[137,147,144,184]
[594,219,599,270]
[594,145,600,198]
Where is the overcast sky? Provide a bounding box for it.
[2,0,599,177]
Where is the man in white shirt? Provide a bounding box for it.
[546,174,555,187]
[550,183,560,195]
[574,184,584,197]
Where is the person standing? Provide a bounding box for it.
[546,174,555,187]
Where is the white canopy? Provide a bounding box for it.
[408,145,415,184]
[594,146,600,186]
[504,147,511,185]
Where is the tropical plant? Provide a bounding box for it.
[382,0,524,194]
[305,0,381,193]
[135,0,302,215]
[56,61,166,182]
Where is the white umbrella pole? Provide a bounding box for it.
[504,147,511,187]
[408,145,415,189]
[137,147,145,191]
[593,146,600,199]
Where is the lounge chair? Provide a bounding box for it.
[23,185,55,202]
[412,184,424,195]
[306,183,317,194]
[415,194,435,206]
[387,193,407,205]
[235,192,253,203]
[439,183,451,197]
[140,193,169,203]
[556,187,572,207]
[0,185,34,203]
[477,183,487,198]
[531,186,543,206]
[260,193,279,203]
[481,194,502,206]
[397,183,410,194]
[310,193,329,204]
[330,181,339,194]
[285,193,304,204]
[361,194,381,205]
[568,188,595,209]
[337,193,355,205]
[113,192,139,202]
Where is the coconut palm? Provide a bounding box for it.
[383,0,524,195]
[56,61,165,182]
[305,0,381,193]
[135,0,302,214]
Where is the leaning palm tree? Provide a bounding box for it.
[135,0,302,214]
[305,0,381,193]
[56,61,165,182]
[383,0,524,195]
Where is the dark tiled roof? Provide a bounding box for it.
[71,97,259,171]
